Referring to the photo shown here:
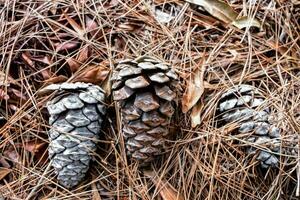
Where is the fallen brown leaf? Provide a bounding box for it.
[153,177,184,200]
[186,0,237,23]
[86,16,99,37]
[92,182,102,200]
[186,0,261,29]
[67,57,81,73]
[40,69,52,80]
[44,75,68,84]
[63,12,85,36]
[73,62,110,84]
[3,148,21,164]
[0,168,11,181]
[191,101,203,127]
[11,88,27,101]
[55,41,78,52]
[77,46,89,64]
[0,89,9,100]
[31,55,52,65]
[24,140,47,153]
[21,52,34,68]
[182,61,205,113]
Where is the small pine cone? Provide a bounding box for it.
[218,84,281,168]
[112,56,178,166]
[44,82,106,188]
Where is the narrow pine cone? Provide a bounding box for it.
[44,82,106,188]
[112,56,178,166]
[218,84,281,168]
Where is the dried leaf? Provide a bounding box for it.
[73,62,110,84]
[144,171,184,200]
[77,46,89,63]
[186,0,261,29]
[86,16,98,37]
[31,55,52,65]
[101,77,111,96]
[40,69,52,80]
[21,52,34,67]
[44,75,68,84]
[232,16,261,29]
[11,88,27,101]
[153,178,184,200]
[0,168,11,180]
[50,0,57,15]
[0,71,17,87]
[117,23,135,32]
[0,89,9,100]
[67,57,81,72]
[191,101,203,127]
[63,12,85,36]
[24,140,46,153]
[0,156,10,168]
[3,149,21,164]
[55,41,78,52]
[182,64,205,113]
[91,182,102,200]
[186,0,238,23]
[153,7,175,24]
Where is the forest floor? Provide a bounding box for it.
[0,0,300,199]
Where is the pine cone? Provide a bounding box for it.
[112,56,178,166]
[283,134,299,157]
[218,84,281,168]
[44,82,106,188]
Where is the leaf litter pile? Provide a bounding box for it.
[0,0,300,199]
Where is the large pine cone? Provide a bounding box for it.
[112,56,178,166]
[218,84,281,168]
[43,82,106,188]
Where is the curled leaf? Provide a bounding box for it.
[186,0,261,29]
[232,16,261,29]
[186,0,237,23]
[182,64,205,113]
